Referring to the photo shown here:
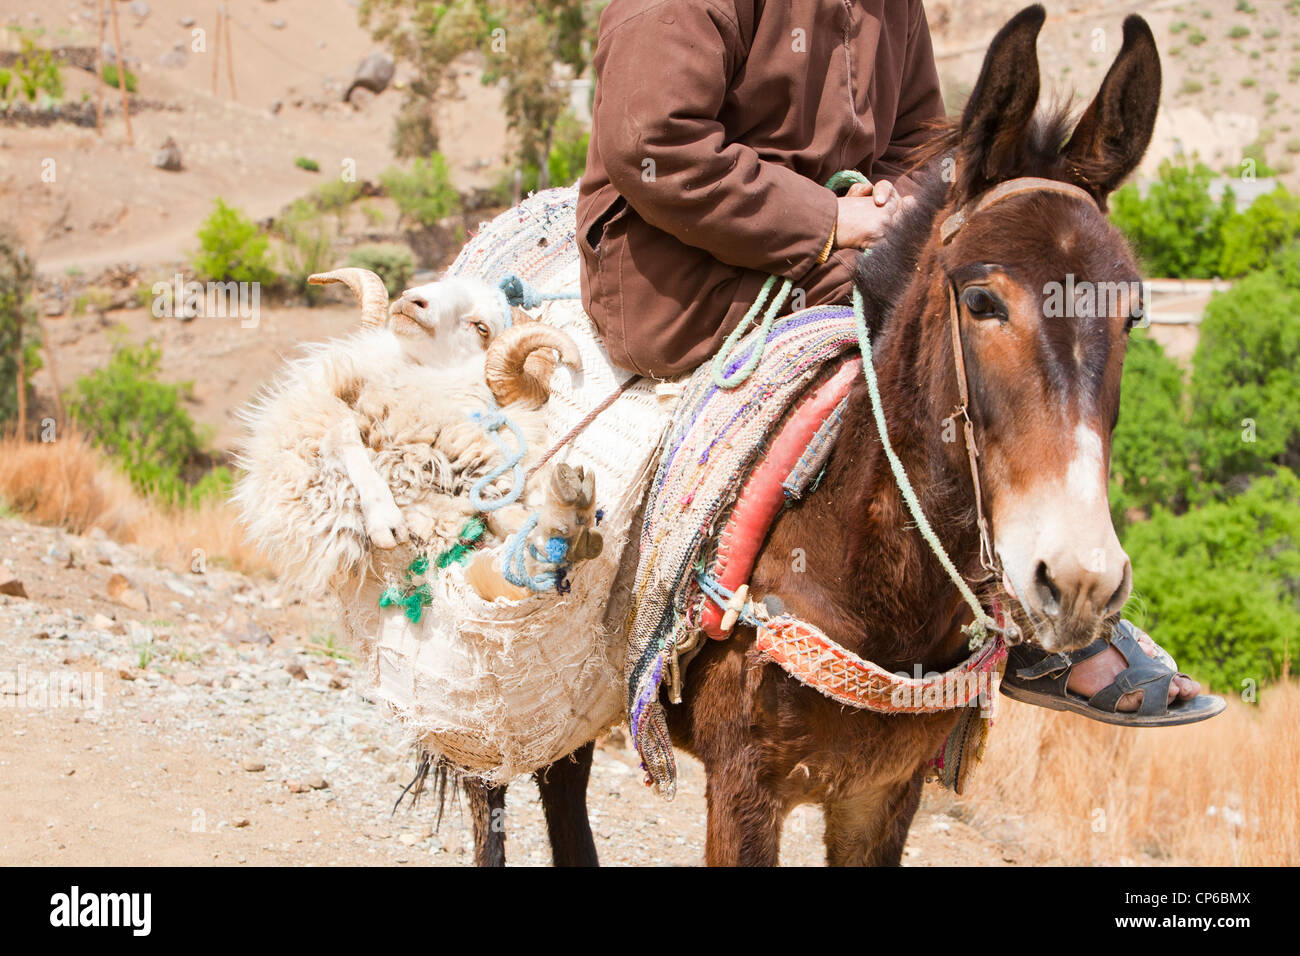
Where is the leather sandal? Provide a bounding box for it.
[999,620,1226,726]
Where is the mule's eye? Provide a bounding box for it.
[961,286,1004,320]
[473,321,491,340]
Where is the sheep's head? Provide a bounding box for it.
[309,268,580,407]
[388,276,508,368]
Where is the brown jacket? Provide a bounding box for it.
[577,0,945,377]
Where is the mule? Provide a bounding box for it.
[461,4,1160,866]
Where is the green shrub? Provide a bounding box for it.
[345,244,416,297]
[295,156,320,172]
[380,154,460,228]
[1228,25,1251,39]
[1189,270,1300,487]
[101,62,137,93]
[1121,469,1300,692]
[1110,160,1235,278]
[1217,187,1300,276]
[1109,331,1195,529]
[1,36,63,103]
[277,209,334,304]
[194,199,276,286]
[66,339,206,503]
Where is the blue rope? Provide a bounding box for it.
[498,273,580,310]
[502,513,572,593]
[468,405,529,512]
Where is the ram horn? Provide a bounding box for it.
[308,268,389,328]
[484,323,582,408]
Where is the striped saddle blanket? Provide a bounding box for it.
[624,306,863,797]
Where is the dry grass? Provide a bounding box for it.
[949,682,1299,866]
[0,433,270,577]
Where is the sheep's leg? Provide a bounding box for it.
[322,419,409,549]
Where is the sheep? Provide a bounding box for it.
[233,267,598,598]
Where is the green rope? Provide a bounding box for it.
[712,170,871,390]
[378,517,488,623]
[710,274,793,388]
[852,286,996,643]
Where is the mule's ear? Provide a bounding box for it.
[1063,15,1161,204]
[956,4,1046,202]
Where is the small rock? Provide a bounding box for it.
[397,832,419,846]
[286,780,310,793]
[152,136,183,172]
[269,98,283,115]
[307,775,329,791]
[328,676,346,690]
[90,613,115,631]
[129,1,151,18]
[285,662,307,681]
[270,17,286,29]
[241,758,266,773]
[164,576,195,598]
[117,669,136,681]
[0,569,28,599]
[233,818,250,828]
[173,672,200,687]
[179,16,196,28]
[107,573,149,612]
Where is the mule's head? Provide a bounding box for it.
[935,5,1159,651]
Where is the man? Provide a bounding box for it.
[577,0,1221,725]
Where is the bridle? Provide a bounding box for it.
[935,176,1101,578]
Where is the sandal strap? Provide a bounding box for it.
[1011,636,1111,681]
[1085,623,1178,715]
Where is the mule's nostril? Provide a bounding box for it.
[1104,560,1133,617]
[408,296,429,310]
[1034,561,1061,618]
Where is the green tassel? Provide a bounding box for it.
[378,518,490,621]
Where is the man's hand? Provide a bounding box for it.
[835,180,915,250]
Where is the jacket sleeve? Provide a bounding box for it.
[867,0,946,199]
[589,0,839,282]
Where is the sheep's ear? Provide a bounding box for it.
[1063,15,1161,204]
[954,4,1045,204]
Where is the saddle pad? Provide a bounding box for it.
[625,305,860,797]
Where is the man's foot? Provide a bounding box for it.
[1067,624,1200,710]
[999,621,1226,726]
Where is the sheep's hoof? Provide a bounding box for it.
[363,497,409,549]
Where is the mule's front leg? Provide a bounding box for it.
[822,770,924,867]
[703,761,784,866]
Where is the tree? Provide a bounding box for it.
[0,228,41,429]
[1108,331,1196,529]
[1109,159,1235,278]
[1189,269,1300,488]
[359,1,602,181]
[1121,469,1300,692]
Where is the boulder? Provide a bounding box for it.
[152,137,182,172]
[345,52,394,102]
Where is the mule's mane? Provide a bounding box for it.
[855,104,1093,330]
